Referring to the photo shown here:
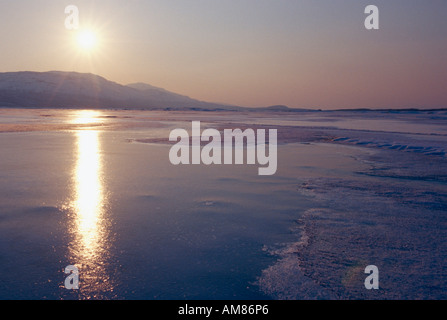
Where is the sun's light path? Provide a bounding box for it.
[75,129,103,252]
[70,110,103,125]
[66,110,115,298]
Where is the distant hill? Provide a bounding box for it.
[0,71,241,110]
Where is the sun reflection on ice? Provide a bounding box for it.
[65,111,115,298]
[75,130,104,254]
[69,110,103,125]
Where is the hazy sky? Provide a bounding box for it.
[0,0,446,109]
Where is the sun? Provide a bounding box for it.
[77,29,98,51]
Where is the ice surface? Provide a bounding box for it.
[0,108,445,299]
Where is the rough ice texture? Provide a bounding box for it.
[258,143,447,299]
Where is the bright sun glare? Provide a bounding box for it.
[77,30,97,51]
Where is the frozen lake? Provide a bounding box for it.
[0,108,446,299]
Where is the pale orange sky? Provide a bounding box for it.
[0,0,446,109]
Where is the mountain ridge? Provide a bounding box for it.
[0,71,242,110]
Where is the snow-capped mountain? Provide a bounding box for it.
[0,71,238,110]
